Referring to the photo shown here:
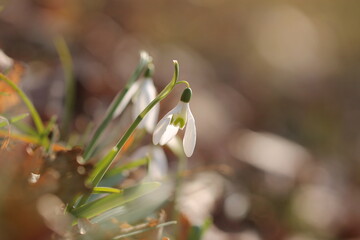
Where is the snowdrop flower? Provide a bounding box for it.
[0,49,13,71]
[153,88,196,157]
[114,67,159,132]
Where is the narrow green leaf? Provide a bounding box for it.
[10,113,29,123]
[105,157,149,177]
[12,121,37,136]
[0,113,29,128]
[71,182,160,219]
[0,74,44,134]
[86,147,118,187]
[92,187,122,194]
[43,115,57,136]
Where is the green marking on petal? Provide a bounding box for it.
[171,116,186,128]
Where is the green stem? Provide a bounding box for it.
[0,73,44,134]
[176,80,190,88]
[74,61,179,208]
[83,51,152,161]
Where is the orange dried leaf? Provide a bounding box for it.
[0,116,10,149]
[0,63,24,112]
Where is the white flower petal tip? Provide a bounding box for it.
[153,88,196,157]
[113,77,159,133]
[134,78,158,132]
[0,49,14,71]
[183,107,196,157]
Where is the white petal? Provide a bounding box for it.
[183,106,196,157]
[132,78,159,132]
[144,103,159,132]
[113,80,142,118]
[153,114,172,145]
[0,49,13,71]
[171,102,185,115]
[159,124,179,145]
[152,104,182,145]
[148,146,168,180]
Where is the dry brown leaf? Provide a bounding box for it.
[0,63,24,112]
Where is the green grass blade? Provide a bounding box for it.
[86,147,119,187]
[54,36,75,140]
[43,115,57,136]
[0,113,29,128]
[0,73,44,134]
[11,121,37,136]
[105,157,149,177]
[92,187,122,194]
[71,182,160,219]
[83,51,152,161]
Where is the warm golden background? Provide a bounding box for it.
[1,0,360,239]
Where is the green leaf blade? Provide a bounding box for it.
[71,182,160,219]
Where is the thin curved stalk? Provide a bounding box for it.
[0,73,44,134]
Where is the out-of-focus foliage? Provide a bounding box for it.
[1,0,360,239]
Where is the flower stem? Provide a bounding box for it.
[74,61,179,208]
[83,51,152,161]
[176,80,190,88]
[0,73,45,135]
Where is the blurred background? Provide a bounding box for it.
[1,0,360,239]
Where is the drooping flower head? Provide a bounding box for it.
[114,65,159,133]
[153,88,196,157]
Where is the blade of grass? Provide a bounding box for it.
[0,113,29,128]
[54,36,75,140]
[0,73,44,135]
[12,121,37,136]
[105,156,149,177]
[0,116,10,149]
[71,182,160,219]
[92,187,123,194]
[43,115,58,136]
[83,51,152,161]
[91,182,172,226]
[43,115,58,153]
